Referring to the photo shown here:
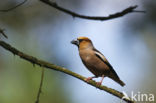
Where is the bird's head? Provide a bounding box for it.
[71,37,93,49]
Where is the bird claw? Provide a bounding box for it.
[96,82,102,86]
[85,77,93,82]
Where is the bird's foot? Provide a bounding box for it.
[96,82,102,86]
[85,77,93,82]
[96,75,104,86]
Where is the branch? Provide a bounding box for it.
[35,68,45,103]
[0,28,8,39]
[0,0,27,12]
[40,0,145,21]
[0,40,134,103]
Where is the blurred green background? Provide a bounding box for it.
[0,0,155,103]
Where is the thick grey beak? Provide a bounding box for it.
[71,39,79,46]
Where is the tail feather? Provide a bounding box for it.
[110,76,126,86]
[108,72,126,86]
[117,79,125,87]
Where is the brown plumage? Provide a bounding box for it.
[71,37,125,86]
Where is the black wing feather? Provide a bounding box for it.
[93,48,120,79]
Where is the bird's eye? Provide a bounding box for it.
[79,39,83,42]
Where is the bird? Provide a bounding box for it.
[71,36,125,86]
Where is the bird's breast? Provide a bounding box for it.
[79,49,93,62]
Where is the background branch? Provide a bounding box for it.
[0,28,8,38]
[35,68,45,103]
[0,0,27,12]
[40,0,145,21]
[0,40,134,103]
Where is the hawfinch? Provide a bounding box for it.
[71,37,125,86]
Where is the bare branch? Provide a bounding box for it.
[0,40,134,103]
[35,68,45,103]
[40,0,145,21]
[0,28,8,39]
[0,0,27,12]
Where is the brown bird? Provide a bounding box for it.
[71,37,125,86]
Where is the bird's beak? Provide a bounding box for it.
[71,39,79,46]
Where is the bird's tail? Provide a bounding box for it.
[116,79,125,87]
[108,73,126,86]
[109,75,125,86]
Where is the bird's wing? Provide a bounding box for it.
[93,48,120,79]
[93,48,112,68]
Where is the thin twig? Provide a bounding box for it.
[0,0,27,12]
[0,40,134,103]
[35,68,45,103]
[0,28,8,39]
[40,0,145,21]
